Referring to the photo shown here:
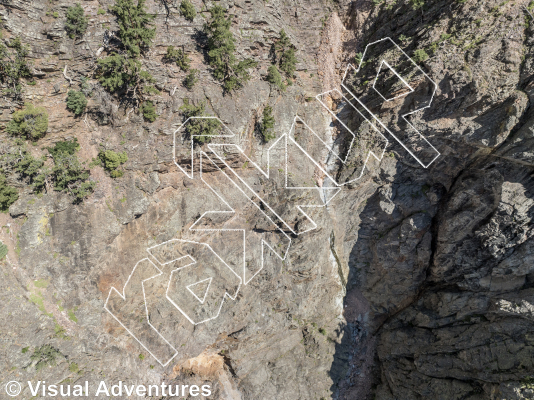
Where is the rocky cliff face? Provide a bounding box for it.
[0,0,533,399]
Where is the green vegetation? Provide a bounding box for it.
[259,105,275,142]
[111,0,155,57]
[30,345,62,371]
[0,241,8,259]
[34,279,49,288]
[0,36,32,98]
[66,90,87,116]
[266,65,284,91]
[47,138,79,158]
[410,0,424,9]
[69,362,79,373]
[22,347,29,354]
[6,104,48,141]
[0,174,18,211]
[139,353,145,360]
[98,149,128,178]
[98,8,106,15]
[67,309,78,323]
[54,322,69,339]
[97,0,157,99]
[180,0,196,22]
[164,45,190,71]
[273,29,297,78]
[413,48,429,63]
[65,4,88,39]
[52,152,95,202]
[0,139,49,192]
[203,5,258,92]
[96,53,157,97]
[180,99,222,144]
[183,69,198,90]
[13,138,97,202]
[142,100,157,122]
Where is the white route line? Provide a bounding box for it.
[341,37,440,169]
[104,258,179,367]
[105,36,441,366]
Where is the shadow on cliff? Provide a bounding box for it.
[326,189,387,400]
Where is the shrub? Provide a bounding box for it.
[0,174,18,211]
[260,105,275,142]
[47,138,79,158]
[66,90,87,116]
[52,153,95,201]
[15,151,47,192]
[413,49,429,63]
[180,99,221,144]
[46,139,95,201]
[164,46,190,71]
[0,241,8,259]
[183,69,198,90]
[30,345,62,371]
[266,65,284,91]
[49,140,94,200]
[0,36,32,99]
[142,100,157,122]
[273,30,297,78]
[65,4,88,39]
[98,149,128,178]
[96,54,156,96]
[111,0,156,57]
[180,0,196,22]
[6,104,49,140]
[204,6,257,92]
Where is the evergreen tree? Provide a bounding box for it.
[6,104,48,141]
[97,0,156,100]
[66,90,87,116]
[260,105,275,142]
[183,69,198,90]
[180,99,221,144]
[164,46,190,71]
[273,29,297,78]
[111,0,156,57]
[97,54,157,96]
[142,100,157,122]
[204,6,257,92]
[0,174,18,211]
[65,4,88,39]
[266,65,285,91]
[180,0,196,22]
[0,36,32,99]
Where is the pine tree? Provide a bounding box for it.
[260,105,276,142]
[183,69,198,90]
[266,65,285,91]
[180,0,196,22]
[142,100,157,122]
[111,0,156,57]
[272,29,297,78]
[204,6,257,93]
[180,99,222,144]
[65,4,88,39]
[97,0,157,100]
[66,90,87,116]
[96,54,157,96]
[6,104,48,141]
[164,46,190,71]
[0,36,32,99]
